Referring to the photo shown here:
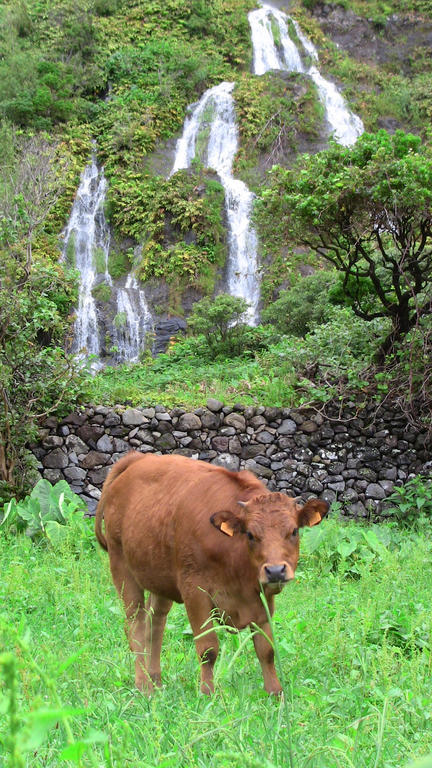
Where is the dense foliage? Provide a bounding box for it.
[85,305,385,408]
[187,293,253,357]
[234,72,324,187]
[262,271,339,336]
[110,169,227,298]
[1,0,432,498]
[257,131,432,361]
[0,127,84,498]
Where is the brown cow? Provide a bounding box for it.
[95,452,328,695]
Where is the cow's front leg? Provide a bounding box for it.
[184,592,219,694]
[253,622,283,695]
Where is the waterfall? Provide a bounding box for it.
[114,274,153,363]
[65,4,363,355]
[249,6,303,75]
[249,4,364,146]
[62,158,152,362]
[171,82,260,324]
[62,159,105,358]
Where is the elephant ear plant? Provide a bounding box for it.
[0,479,92,548]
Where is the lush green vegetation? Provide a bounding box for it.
[256,130,432,362]
[1,504,432,767]
[1,479,93,547]
[2,0,432,298]
[0,0,256,296]
[0,126,85,499]
[84,304,387,408]
[292,0,432,140]
[114,170,227,299]
[2,0,432,494]
[3,0,431,299]
[234,72,324,187]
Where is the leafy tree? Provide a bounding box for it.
[187,293,251,357]
[0,131,70,272]
[262,270,338,336]
[0,255,83,497]
[0,129,83,498]
[258,130,432,362]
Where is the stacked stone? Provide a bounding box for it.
[32,399,430,516]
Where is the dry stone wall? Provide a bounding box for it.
[32,400,431,516]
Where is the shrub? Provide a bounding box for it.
[94,0,119,16]
[384,476,432,528]
[187,294,251,358]
[262,270,338,336]
[302,516,389,578]
[0,479,93,549]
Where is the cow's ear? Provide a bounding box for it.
[210,509,245,537]
[297,499,329,528]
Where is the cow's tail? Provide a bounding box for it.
[95,451,145,551]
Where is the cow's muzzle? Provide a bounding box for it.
[261,563,292,585]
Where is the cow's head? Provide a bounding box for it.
[210,493,328,592]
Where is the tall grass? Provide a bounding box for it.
[1,520,432,767]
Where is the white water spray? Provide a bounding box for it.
[171,82,260,323]
[114,273,153,362]
[62,159,152,362]
[249,4,364,146]
[62,159,105,357]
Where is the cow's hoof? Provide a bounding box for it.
[136,677,155,696]
[149,673,163,690]
[200,681,215,695]
[267,686,283,696]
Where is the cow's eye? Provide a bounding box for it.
[246,531,255,542]
[292,528,298,537]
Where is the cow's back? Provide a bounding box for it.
[100,453,267,602]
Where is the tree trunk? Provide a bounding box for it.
[375,300,414,364]
[0,442,16,486]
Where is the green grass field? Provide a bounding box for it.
[1,518,432,767]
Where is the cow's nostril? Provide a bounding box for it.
[264,564,287,582]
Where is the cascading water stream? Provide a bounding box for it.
[62,159,105,358]
[114,273,153,362]
[249,4,364,146]
[62,158,152,362]
[65,4,363,355]
[249,6,304,75]
[171,82,260,324]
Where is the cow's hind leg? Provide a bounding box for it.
[108,551,152,692]
[184,592,219,695]
[144,593,173,687]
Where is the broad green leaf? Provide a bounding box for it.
[45,520,69,546]
[60,729,107,762]
[0,498,17,527]
[16,497,41,523]
[30,479,52,516]
[337,540,357,559]
[362,529,387,554]
[59,741,89,763]
[302,524,328,554]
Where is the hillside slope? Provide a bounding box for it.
[1,0,431,359]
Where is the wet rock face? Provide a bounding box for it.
[152,317,187,356]
[32,401,430,518]
[311,3,432,75]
